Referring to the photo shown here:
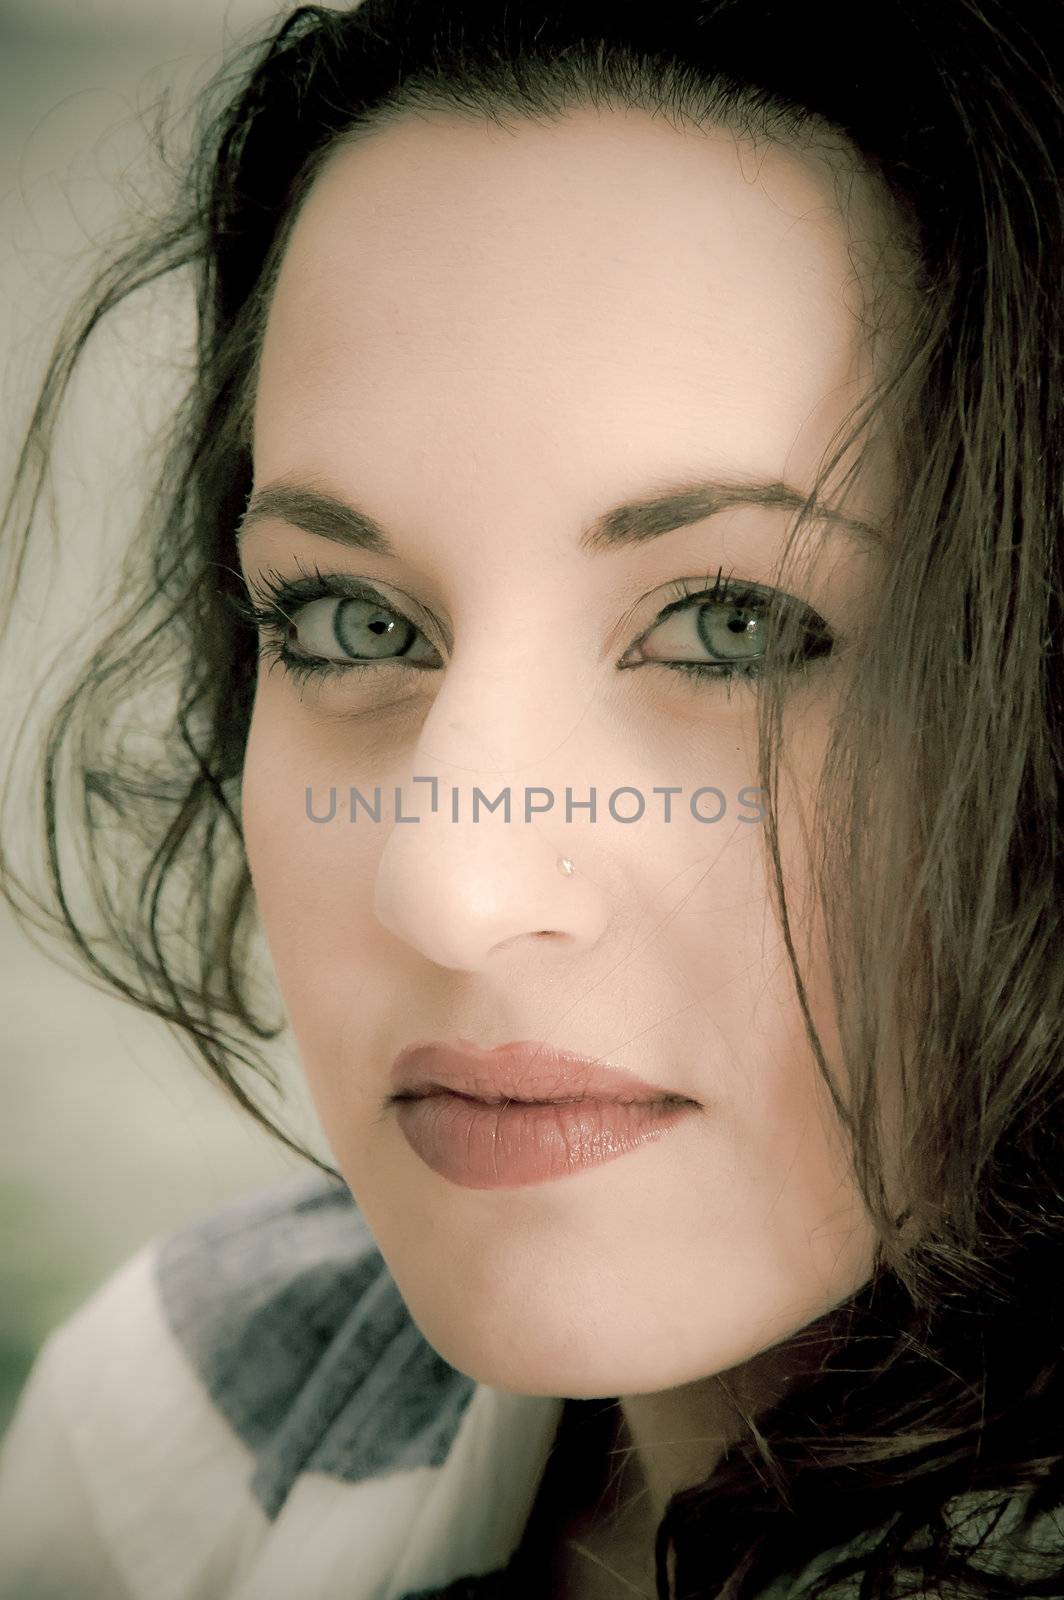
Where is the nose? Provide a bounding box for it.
[372,781,611,972]
[371,632,616,970]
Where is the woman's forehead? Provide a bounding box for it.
[252,107,881,495]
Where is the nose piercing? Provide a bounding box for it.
[557,857,576,876]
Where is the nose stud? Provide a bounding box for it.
[557,856,576,876]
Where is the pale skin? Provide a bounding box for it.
[238,104,899,1595]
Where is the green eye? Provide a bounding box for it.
[622,574,833,686]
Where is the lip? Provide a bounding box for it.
[389,1038,691,1105]
[389,1040,700,1190]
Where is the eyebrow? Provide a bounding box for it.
[236,474,883,557]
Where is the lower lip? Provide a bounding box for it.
[393,1092,698,1189]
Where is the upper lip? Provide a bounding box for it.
[389,1039,695,1105]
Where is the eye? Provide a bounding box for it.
[286,594,439,667]
[618,571,834,685]
[227,562,442,688]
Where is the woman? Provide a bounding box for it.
[0,1,1062,1596]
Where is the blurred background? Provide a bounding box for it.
[0,0,334,1435]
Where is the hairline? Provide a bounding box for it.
[235,64,917,457]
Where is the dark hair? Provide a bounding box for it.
[2,2,1063,1596]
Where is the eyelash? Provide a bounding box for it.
[226,556,832,696]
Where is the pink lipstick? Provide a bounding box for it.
[390,1039,699,1189]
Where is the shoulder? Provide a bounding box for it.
[150,1170,478,1507]
[152,1166,389,1475]
[0,1171,478,1600]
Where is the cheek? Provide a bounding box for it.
[239,699,386,1078]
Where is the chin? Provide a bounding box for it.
[397,1294,690,1398]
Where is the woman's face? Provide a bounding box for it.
[240,105,890,1396]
